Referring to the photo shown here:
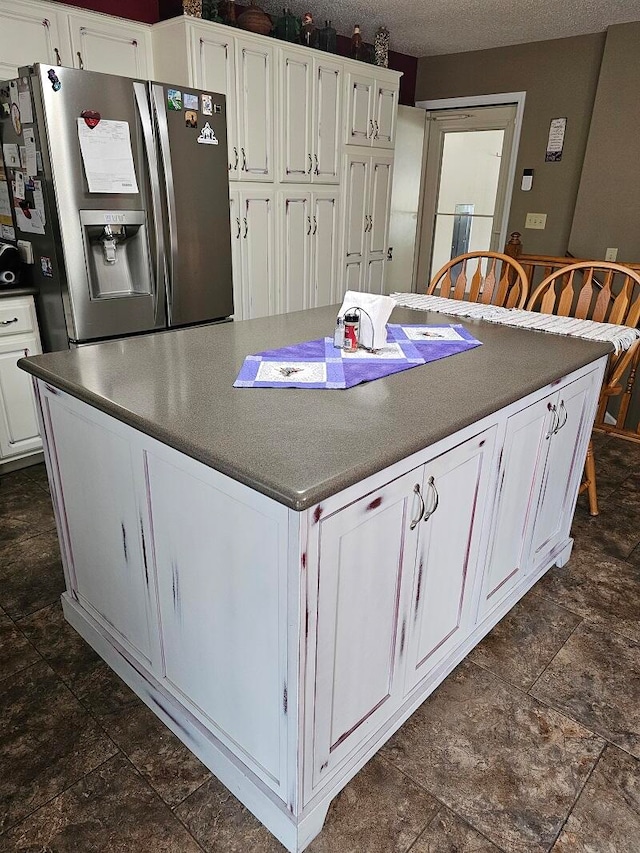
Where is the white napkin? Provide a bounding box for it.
[337,291,395,350]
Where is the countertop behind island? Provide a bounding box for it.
[19,305,611,510]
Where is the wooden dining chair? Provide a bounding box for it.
[526,261,640,516]
[427,251,529,309]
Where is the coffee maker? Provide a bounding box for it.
[0,242,20,287]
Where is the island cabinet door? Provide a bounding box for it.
[478,394,556,619]
[528,370,600,569]
[41,392,157,667]
[145,450,290,798]
[404,428,496,695]
[309,470,422,792]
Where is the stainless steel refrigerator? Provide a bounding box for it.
[0,64,233,350]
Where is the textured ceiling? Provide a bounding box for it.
[262,0,640,57]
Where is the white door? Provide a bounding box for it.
[416,105,517,286]
[405,430,495,692]
[45,396,155,665]
[529,372,599,565]
[345,72,373,146]
[240,191,276,318]
[368,155,393,257]
[342,154,368,292]
[312,192,339,307]
[373,81,398,149]
[0,0,68,76]
[479,394,555,617]
[67,14,152,77]
[190,26,239,178]
[365,258,385,295]
[236,38,274,182]
[311,470,422,789]
[312,58,342,184]
[229,189,244,319]
[280,192,311,312]
[0,336,41,459]
[280,49,313,183]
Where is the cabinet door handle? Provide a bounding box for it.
[308,153,313,174]
[230,147,238,172]
[241,147,247,171]
[423,476,439,522]
[369,215,373,233]
[410,483,425,530]
[364,215,370,233]
[546,403,558,439]
[369,119,375,138]
[235,217,241,239]
[307,215,312,236]
[76,51,84,70]
[314,153,319,175]
[54,47,62,66]
[313,215,317,235]
[243,217,248,238]
[374,120,380,139]
[0,317,18,326]
[554,400,568,433]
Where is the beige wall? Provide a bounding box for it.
[569,23,640,262]
[416,34,606,256]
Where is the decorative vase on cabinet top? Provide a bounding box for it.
[183,0,202,16]
[274,7,300,42]
[237,2,273,35]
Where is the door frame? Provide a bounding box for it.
[413,91,526,292]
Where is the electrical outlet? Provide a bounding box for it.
[605,248,618,262]
[525,213,547,230]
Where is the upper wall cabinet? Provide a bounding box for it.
[280,48,342,184]
[346,71,398,149]
[0,1,153,81]
[66,12,153,78]
[0,0,69,78]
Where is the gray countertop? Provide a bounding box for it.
[19,305,611,510]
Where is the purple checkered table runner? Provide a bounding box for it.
[233,324,482,390]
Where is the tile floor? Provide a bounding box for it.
[0,432,639,852]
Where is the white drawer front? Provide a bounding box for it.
[0,300,34,337]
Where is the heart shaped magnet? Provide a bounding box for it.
[81,110,101,129]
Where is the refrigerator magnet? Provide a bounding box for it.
[185,110,198,129]
[201,94,213,115]
[197,123,218,145]
[47,69,61,92]
[81,110,101,129]
[10,103,21,136]
[40,256,54,278]
[167,89,182,111]
[184,93,198,110]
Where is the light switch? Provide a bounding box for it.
[525,213,547,230]
[605,248,618,262]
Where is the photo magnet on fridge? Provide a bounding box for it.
[184,93,198,110]
[167,89,182,110]
[197,123,218,145]
[201,94,213,115]
[185,110,198,129]
[40,256,53,278]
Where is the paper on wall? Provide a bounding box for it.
[2,144,19,168]
[14,206,45,235]
[1,224,15,240]
[32,179,46,226]
[18,77,33,125]
[14,171,25,201]
[0,182,12,226]
[24,129,37,177]
[77,119,139,194]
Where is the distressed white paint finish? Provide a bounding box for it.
[36,354,606,853]
[280,49,313,184]
[373,83,398,150]
[313,58,342,185]
[405,428,496,693]
[0,0,68,78]
[66,12,153,77]
[236,38,274,182]
[0,297,42,462]
[346,74,399,149]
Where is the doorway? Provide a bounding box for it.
[414,97,523,290]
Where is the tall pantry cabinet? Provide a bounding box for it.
[152,17,400,319]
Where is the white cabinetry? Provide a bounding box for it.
[233,189,277,319]
[66,12,153,78]
[0,1,152,79]
[0,297,42,462]
[279,190,339,312]
[0,0,67,77]
[236,38,275,182]
[342,152,393,296]
[346,71,398,148]
[280,49,342,184]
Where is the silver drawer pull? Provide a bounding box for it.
[410,483,425,530]
[0,317,19,326]
[423,476,439,522]
[546,403,558,439]
[554,400,568,433]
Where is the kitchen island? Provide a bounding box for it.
[20,305,610,852]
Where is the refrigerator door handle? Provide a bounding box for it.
[134,82,165,326]
[151,83,178,324]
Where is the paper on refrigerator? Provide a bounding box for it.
[77,119,139,194]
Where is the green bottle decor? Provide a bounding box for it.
[318,20,337,53]
[274,7,300,42]
[202,0,224,21]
